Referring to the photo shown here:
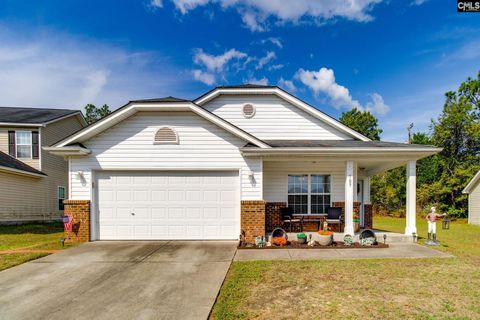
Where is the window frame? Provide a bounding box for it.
[287,174,332,214]
[15,131,32,159]
[57,186,66,211]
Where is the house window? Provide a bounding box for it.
[288,174,331,214]
[16,131,32,158]
[58,186,66,211]
[154,127,178,144]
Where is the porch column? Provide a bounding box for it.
[405,160,417,235]
[363,177,371,204]
[344,160,355,235]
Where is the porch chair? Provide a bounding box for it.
[325,207,344,232]
[280,207,304,232]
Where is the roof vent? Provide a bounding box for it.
[154,127,178,144]
[242,104,256,118]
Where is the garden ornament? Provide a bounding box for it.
[425,206,446,246]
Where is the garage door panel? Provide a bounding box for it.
[96,171,240,240]
[168,190,184,201]
[151,207,167,219]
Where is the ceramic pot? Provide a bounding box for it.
[317,234,333,246]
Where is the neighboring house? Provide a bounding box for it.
[463,170,480,225]
[0,107,86,222]
[46,85,441,242]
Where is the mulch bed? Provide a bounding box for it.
[238,242,389,249]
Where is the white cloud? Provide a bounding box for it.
[296,67,361,109]
[150,0,163,8]
[365,93,390,115]
[193,48,248,72]
[192,69,215,85]
[278,77,296,92]
[247,77,269,85]
[162,0,383,31]
[268,64,284,71]
[295,67,389,115]
[256,51,276,69]
[0,27,182,109]
[411,0,427,5]
[261,37,283,48]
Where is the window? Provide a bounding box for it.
[16,131,32,158]
[288,174,331,214]
[154,127,178,144]
[58,186,66,211]
[242,103,256,118]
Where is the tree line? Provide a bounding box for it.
[340,72,480,218]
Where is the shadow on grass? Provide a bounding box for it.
[0,223,63,235]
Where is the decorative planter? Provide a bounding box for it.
[353,219,360,232]
[297,237,307,244]
[317,234,333,246]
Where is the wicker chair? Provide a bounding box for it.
[280,207,304,232]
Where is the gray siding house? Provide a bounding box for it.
[463,171,480,225]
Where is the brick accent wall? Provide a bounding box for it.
[241,200,266,243]
[64,200,90,242]
[265,202,286,232]
[364,204,373,229]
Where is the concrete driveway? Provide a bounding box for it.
[0,241,237,320]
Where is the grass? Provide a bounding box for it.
[0,223,76,271]
[211,216,480,320]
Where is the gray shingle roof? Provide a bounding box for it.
[0,151,46,176]
[216,84,277,89]
[245,140,438,149]
[0,107,80,124]
[130,96,190,103]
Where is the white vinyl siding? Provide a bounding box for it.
[69,111,262,201]
[202,94,352,140]
[468,180,480,225]
[263,161,356,203]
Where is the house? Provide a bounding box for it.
[0,107,86,222]
[463,170,480,225]
[46,85,441,242]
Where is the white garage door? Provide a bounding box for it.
[96,171,240,240]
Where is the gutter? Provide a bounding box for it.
[43,146,91,156]
[0,165,46,178]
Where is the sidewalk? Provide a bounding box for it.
[234,243,452,261]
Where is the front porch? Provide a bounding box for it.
[241,155,425,243]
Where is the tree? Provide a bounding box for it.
[429,74,480,216]
[84,104,112,124]
[339,108,383,140]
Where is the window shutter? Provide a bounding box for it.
[32,131,39,159]
[8,131,15,157]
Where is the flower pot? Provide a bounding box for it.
[297,237,307,244]
[317,234,333,246]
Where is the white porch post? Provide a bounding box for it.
[344,160,355,235]
[363,177,371,205]
[405,160,417,235]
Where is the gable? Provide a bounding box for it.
[82,111,250,157]
[201,94,353,140]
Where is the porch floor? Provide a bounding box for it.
[235,243,452,261]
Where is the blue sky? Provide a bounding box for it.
[0,0,479,141]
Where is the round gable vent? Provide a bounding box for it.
[242,103,256,118]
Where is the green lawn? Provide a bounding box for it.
[211,216,480,320]
[0,223,76,271]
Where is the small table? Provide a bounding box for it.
[293,214,327,231]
